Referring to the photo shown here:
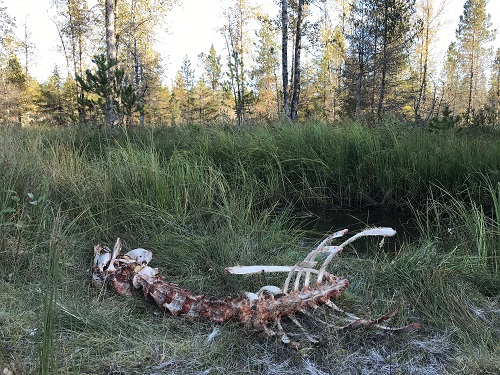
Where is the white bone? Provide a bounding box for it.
[137,265,158,279]
[107,238,121,272]
[297,261,318,268]
[133,266,158,288]
[300,230,348,289]
[257,285,282,296]
[337,227,396,250]
[93,245,111,269]
[225,265,294,274]
[317,227,396,282]
[125,248,152,264]
[95,251,111,272]
[245,292,259,308]
[206,327,221,343]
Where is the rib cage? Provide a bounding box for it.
[92,228,419,344]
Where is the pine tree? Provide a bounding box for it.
[343,0,376,120]
[487,48,500,122]
[198,45,224,122]
[200,45,223,92]
[221,0,257,126]
[180,56,195,123]
[313,5,345,122]
[76,54,140,126]
[252,16,280,121]
[38,67,65,125]
[441,42,461,116]
[171,69,188,125]
[116,0,176,127]
[344,0,419,122]
[455,0,495,125]
[412,0,446,124]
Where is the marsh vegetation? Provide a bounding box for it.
[1,122,499,374]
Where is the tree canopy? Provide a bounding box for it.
[0,0,498,127]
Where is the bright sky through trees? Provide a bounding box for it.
[3,0,500,83]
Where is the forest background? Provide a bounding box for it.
[1,0,500,128]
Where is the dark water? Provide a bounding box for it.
[295,208,417,253]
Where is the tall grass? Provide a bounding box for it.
[3,122,499,213]
[0,122,499,374]
[412,179,500,279]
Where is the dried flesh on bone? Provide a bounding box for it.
[92,228,419,344]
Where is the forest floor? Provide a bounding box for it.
[0,122,499,374]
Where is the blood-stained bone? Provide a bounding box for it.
[92,228,419,345]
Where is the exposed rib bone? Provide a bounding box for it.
[288,314,319,344]
[225,265,294,274]
[317,227,396,282]
[92,227,418,346]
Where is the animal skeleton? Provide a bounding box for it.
[92,228,419,345]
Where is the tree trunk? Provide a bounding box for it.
[414,34,428,123]
[354,23,365,122]
[281,0,290,119]
[414,5,431,124]
[105,0,119,128]
[133,38,145,127]
[465,44,475,126]
[377,0,389,123]
[355,53,363,121]
[290,0,304,122]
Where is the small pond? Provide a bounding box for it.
[295,207,418,254]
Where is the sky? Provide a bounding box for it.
[3,0,500,84]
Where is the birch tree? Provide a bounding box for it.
[105,0,120,128]
[290,0,305,122]
[281,0,290,119]
[280,0,310,122]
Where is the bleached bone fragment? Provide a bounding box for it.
[94,249,111,272]
[124,248,152,265]
[321,246,342,255]
[133,266,158,288]
[317,227,397,282]
[337,227,397,249]
[106,238,122,272]
[225,265,294,275]
[245,292,259,308]
[206,327,221,343]
[257,285,283,296]
[296,261,318,268]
